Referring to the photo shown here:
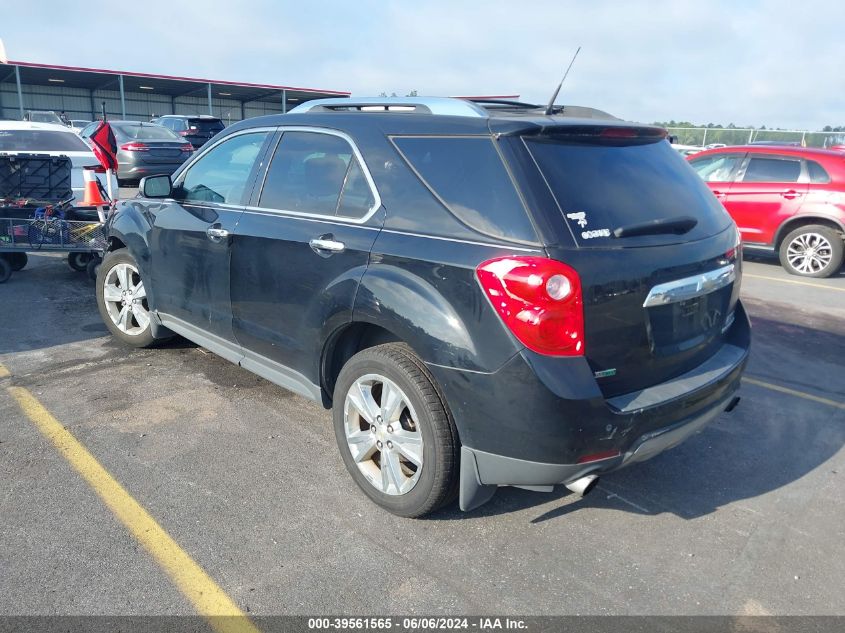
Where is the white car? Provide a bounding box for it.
[0,121,118,204]
[671,143,705,157]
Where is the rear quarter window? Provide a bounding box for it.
[807,160,831,184]
[391,136,537,243]
[742,156,801,182]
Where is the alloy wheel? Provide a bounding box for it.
[343,374,423,496]
[786,232,833,275]
[102,262,150,336]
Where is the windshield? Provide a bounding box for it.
[525,136,732,246]
[29,112,63,124]
[112,124,183,141]
[0,129,90,152]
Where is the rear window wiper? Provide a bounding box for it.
[613,215,698,238]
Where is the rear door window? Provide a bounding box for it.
[258,131,376,219]
[392,136,537,242]
[525,136,731,246]
[742,156,801,182]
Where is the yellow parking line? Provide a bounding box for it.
[743,273,845,292]
[0,362,9,378]
[7,386,260,633]
[743,377,845,410]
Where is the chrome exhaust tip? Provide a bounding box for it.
[565,474,599,497]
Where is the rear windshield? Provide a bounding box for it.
[188,119,225,133]
[392,136,537,243]
[0,129,90,152]
[525,137,731,246]
[112,124,182,141]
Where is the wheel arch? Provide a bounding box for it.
[774,216,845,250]
[320,322,404,407]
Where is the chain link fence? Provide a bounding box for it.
[665,127,845,149]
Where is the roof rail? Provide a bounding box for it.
[288,97,488,118]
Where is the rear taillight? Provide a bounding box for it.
[178,130,191,136]
[120,142,149,152]
[180,143,194,152]
[476,256,585,356]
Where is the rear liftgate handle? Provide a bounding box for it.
[309,234,346,257]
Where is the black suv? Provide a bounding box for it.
[151,115,225,149]
[96,97,749,517]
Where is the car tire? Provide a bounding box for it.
[68,252,91,272]
[0,256,11,284]
[8,252,27,271]
[96,249,156,348]
[332,343,460,518]
[779,225,844,278]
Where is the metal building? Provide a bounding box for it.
[0,60,350,124]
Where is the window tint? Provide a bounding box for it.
[189,119,225,134]
[337,158,375,217]
[259,131,373,217]
[689,153,741,182]
[393,136,536,242]
[526,137,730,246]
[0,130,90,152]
[112,123,182,141]
[742,156,801,182]
[80,123,99,138]
[177,131,269,204]
[807,160,830,184]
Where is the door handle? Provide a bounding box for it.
[206,226,230,242]
[309,236,345,255]
[712,190,727,201]
[781,189,802,200]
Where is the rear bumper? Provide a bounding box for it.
[430,301,751,511]
[117,162,184,180]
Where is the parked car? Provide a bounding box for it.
[69,120,92,133]
[689,145,845,277]
[0,121,117,203]
[22,110,65,125]
[671,143,704,156]
[79,121,194,185]
[96,97,749,517]
[750,140,803,147]
[150,115,225,149]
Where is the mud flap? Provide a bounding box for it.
[459,446,497,511]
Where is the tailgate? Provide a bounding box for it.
[547,231,741,396]
[520,128,740,396]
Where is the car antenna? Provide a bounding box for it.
[544,46,581,116]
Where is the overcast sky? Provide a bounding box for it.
[3,0,843,129]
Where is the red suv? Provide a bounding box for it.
[689,146,845,277]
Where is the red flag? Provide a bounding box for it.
[90,121,118,171]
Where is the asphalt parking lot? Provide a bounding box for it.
[1,253,843,618]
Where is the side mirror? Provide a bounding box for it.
[667,134,679,144]
[140,174,173,199]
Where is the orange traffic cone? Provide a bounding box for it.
[81,167,110,206]
[81,167,111,222]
